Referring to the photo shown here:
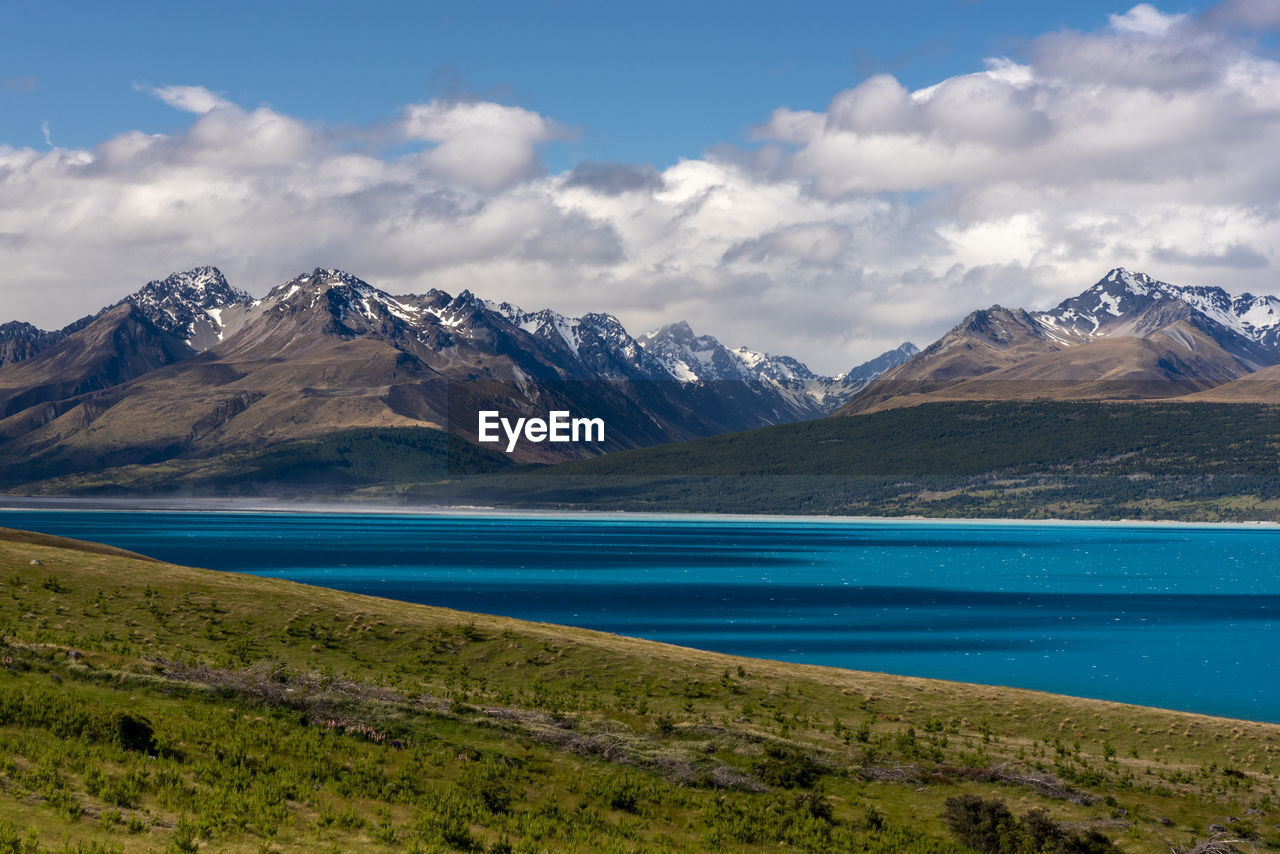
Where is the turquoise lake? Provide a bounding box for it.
[2,508,1277,722]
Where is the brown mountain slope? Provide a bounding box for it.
[0,270,739,471]
[839,280,1278,415]
[1,265,930,486]
[853,324,1249,412]
[1,338,440,468]
[0,304,191,426]
[0,281,502,468]
[838,306,1061,413]
[1181,362,1280,402]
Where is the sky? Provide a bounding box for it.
[3,0,1280,372]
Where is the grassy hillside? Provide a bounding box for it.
[0,528,1277,853]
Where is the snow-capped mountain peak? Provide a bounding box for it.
[267,268,380,302]
[121,266,251,349]
[1099,267,1157,295]
[493,302,585,356]
[129,266,247,309]
[637,322,751,383]
[268,270,471,339]
[485,300,669,380]
[730,347,817,383]
[1035,268,1280,350]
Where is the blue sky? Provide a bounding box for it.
[4,1,1280,372]
[5,1,1132,169]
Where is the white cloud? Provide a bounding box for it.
[4,5,1280,375]
[134,84,233,114]
[1108,3,1189,35]
[398,100,571,192]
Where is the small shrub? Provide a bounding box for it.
[168,815,199,853]
[461,762,514,815]
[944,795,1118,854]
[596,776,642,813]
[943,795,1018,854]
[753,743,820,789]
[110,712,156,754]
[792,791,834,822]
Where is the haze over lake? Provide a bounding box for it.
[4,508,1276,722]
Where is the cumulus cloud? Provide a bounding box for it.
[398,100,570,192]
[759,17,1280,197]
[133,83,233,114]
[4,4,1280,374]
[1109,3,1190,35]
[0,95,618,342]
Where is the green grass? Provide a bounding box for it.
[0,528,1277,852]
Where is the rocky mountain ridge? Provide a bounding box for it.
[0,267,915,475]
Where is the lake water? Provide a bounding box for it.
[2,507,1277,722]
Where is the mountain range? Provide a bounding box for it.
[840,267,1280,414]
[0,267,915,477]
[9,262,1280,490]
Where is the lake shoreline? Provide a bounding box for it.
[4,500,1278,723]
[3,491,1280,530]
